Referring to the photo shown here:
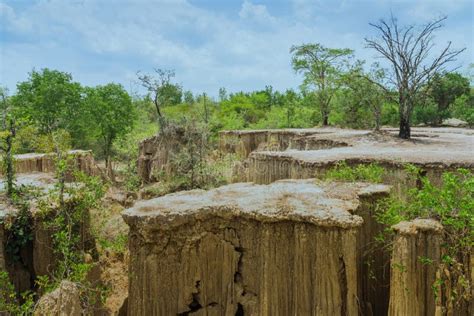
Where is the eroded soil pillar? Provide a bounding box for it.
[123,180,390,315]
[388,219,443,316]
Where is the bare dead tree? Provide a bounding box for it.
[365,15,465,139]
[137,68,175,127]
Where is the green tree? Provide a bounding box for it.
[0,87,16,197]
[84,84,135,175]
[183,90,195,104]
[14,68,82,135]
[430,72,470,124]
[290,43,354,126]
[137,68,181,126]
[341,63,387,130]
[451,91,474,127]
[218,87,227,102]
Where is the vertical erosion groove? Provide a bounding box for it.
[338,255,348,316]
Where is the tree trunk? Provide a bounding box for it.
[5,127,14,197]
[374,104,381,132]
[322,115,329,126]
[107,160,116,183]
[318,92,330,126]
[398,93,411,139]
[399,115,411,139]
[436,99,448,126]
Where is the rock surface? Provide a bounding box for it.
[34,280,82,316]
[442,118,468,127]
[123,179,390,315]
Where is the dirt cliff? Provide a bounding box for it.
[389,219,444,316]
[218,128,328,158]
[11,150,99,178]
[137,126,188,183]
[123,179,390,315]
[389,219,472,316]
[240,128,473,194]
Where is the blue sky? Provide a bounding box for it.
[1,0,472,97]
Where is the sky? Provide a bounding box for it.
[0,0,473,97]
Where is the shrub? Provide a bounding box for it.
[0,271,35,315]
[324,161,385,183]
[376,168,473,309]
[165,118,226,190]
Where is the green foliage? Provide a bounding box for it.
[290,43,354,125]
[14,68,82,135]
[83,84,136,165]
[336,63,387,130]
[451,92,474,127]
[97,233,128,255]
[380,101,399,126]
[33,171,107,311]
[429,72,470,123]
[163,119,226,190]
[3,203,32,263]
[413,100,438,125]
[36,163,106,302]
[0,271,35,315]
[376,168,473,307]
[324,161,385,183]
[378,168,473,227]
[324,162,472,307]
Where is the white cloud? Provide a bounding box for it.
[239,1,277,24]
[0,2,33,33]
[0,0,471,95]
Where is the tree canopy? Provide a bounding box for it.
[291,43,354,126]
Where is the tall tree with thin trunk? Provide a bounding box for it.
[365,15,465,139]
[291,43,354,126]
[137,68,180,128]
[0,87,16,197]
[84,84,135,180]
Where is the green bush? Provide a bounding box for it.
[451,94,474,127]
[376,168,473,308]
[324,161,385,183]
[0,271,35,315]
[413,101,438,125]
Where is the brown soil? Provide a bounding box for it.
[123,179,390,315]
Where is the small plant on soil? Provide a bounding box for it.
[324,161,385,183]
